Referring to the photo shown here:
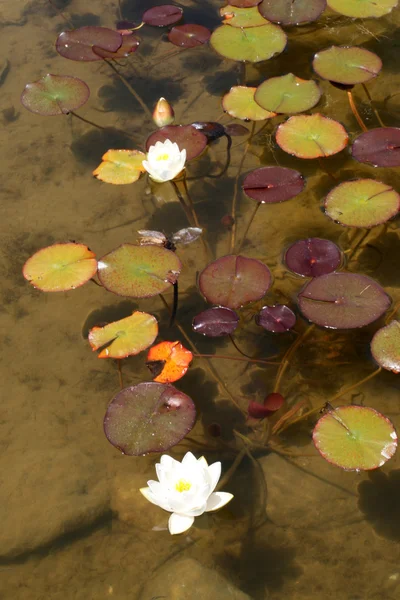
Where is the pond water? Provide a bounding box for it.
[1,0,400,598]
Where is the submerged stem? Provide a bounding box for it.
[235,202,261,254]
[273,325,315,394]
[69,111,107,131]
[347,90,368,132]
[347,228,371,263]
[171,180,195,226]
[104,59,152,118]
[361,83,385,128]
[169,281,179,327]
[193,353,279,365]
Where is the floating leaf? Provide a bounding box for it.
[92,33,140,59]
[371,320,400,374]
[142,5,183,26]
[324,179,400,228]
[313,46,382,85]
[191,121,226,141]
[298,272,390,329]
[104,382,196,455]
[255,73,322,114]
[327,0,398,18]
[220,4,269,27]
[192,307,239,337]
[88,311,158,359]
[146,125,208,161]
[199,255,272,309]
[210,23,287,63]
[222,86,276,121]
[256,305,296,332]
[147,341,193,383]
[97,244,182,298]
[56,26,122,61]
[93,150,146,185]
[258,0,327,25]
[21,74,90,116]
[23,243,97,292]
[351,128,400,168]
[224,123,250,136]
[313,405,397,470]
[248,392,285,418]
[276,113,348,159]
[168,24,211,48]
[242,166,305,203]
[284,238,342,277]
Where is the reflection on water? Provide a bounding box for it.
[1,0,400,598]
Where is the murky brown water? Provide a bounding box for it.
[1,0,400,598]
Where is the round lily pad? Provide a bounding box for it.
[142,5,183,26]
[147,341,193,383]
[220,4,269,27]
[192,307,239,337]
[93,149,146,185]
[97,244,182,298]
[285,238,342,277]
[255,73,322,114]
[23,243,97,292]
[88,311,158,359]
[92,33,140,59]
[223,86,276,121]
[313,405,397,471]
[298,272,390,329]
[210,23,287,63]
[146,125,207,161]
[351,128,400,168]
[371,320,400,373]
[327,0,398,18]
[242,166,305,203]
[276,113,349,159]
[56,26,122,61]
[168,24,211,48]
[21,74,90,116]
[313,46,382,85]
[258,0,327,25]
[256,305,296,332]
[199,255,272,310]
[104,382,196,455]
[324,179,400,228]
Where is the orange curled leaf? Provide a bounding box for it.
[146,341,193,383]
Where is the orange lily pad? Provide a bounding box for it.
[93,149,146,185]
[147,341,193,383]
[222,86,276,121]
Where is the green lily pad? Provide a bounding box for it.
[255,73,322,114]
[97,244,182,298]
[93,149,146,185]
[88,311,158,359]
[220,4,269,27]
[313,405,397,471]
[276,113,349,159]
[327,0,398,18]
[210,23,287,63]
[258,0,327,25]
[324,179,400,228]
[313,46,382,85]
[21,74,90,116]
[371,320,400,374]
[23,243,97,292]
[222,86,276,121]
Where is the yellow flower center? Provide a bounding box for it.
[156,153,170,161]
[175,479,192,492]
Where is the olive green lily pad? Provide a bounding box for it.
[371,320,400,374]
[313,46,382,85]
[97,244,182,298]
[324,179,400,228]
[223,86,276,121]
[255,73,322,114]
[220,4,269,27]
[21,74,90,116]
[313,405,397,471]
[210,23,287,63]
[327,0,398,18]
[276,113,349,159]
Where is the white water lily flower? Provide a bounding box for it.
[140,452,234,535]
[142,139,186,183]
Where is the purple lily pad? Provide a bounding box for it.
[191,121,226,142]
[104,382,196,455]
[168,24,211,48]
[56,26,123,61]
[242,166,305,204]
[258,0,327,25]
[298,272,391,329]
[351,128,400,168]
[146,125,208,161]
[21,74,90,116]
[256,305,296,332]
[285,238,342,277]
[143,5,183,27]
[248,392,285,418]
[92,33,140,59]
[192,307,239,337]
[224,123,250,136]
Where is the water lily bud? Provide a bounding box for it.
[153,97,175,127]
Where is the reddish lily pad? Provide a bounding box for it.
[298,272,390,329]
[210,23,287,63]
[313,46,382,85]
[313,405,397,471]
[168,24,211,48]
[258,0,327,25]
[371,320,400,374]
[199,255,272,310]
[146,125,208,161]
[285,238,342,277]
[192,307,239,337]
[276,113,349,159]
[256,305,296,332]
[143,5,183,27]
[92,33,140,59]
[324,179,400,228]
[351,128,400,168]
[93,149,146,185]
[97,244,182,298]
[56,26,122,61]
[248,392,285,418]
[224,123,250,136]
[223,86,276,121]
[243,167,305,204]
[220,5,269,27]
[191,121,226,141]
[255,73,322,114]
[104,382,196,455]
[327,0,398,18]
[147,341,193,383]
[21,74,90,116]
[23,243,97,292]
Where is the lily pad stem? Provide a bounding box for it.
[361,83,385,128]
[192,353,279,366]
[104,59,152,119]
[347,90,368,133]
[171,180,196,226]
[273,325,315,394]
[117,359,123,390]
[169,281,179,327]
[69,111,107,131]
[216,447,247,491]
[235,202,260,254]
[346,228,371,263]
[386,298,400,323]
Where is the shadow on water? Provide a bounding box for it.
[358,470,400,541]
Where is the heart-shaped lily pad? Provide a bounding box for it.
[324,179,400,228]
[97,244,182,298]
[23,243,97,292]
[222,86,276,121]
[88,311,158,359]
[351,128,400,168]
[92,33,140,59]
[285,238,342,277]
[258,0,327,25]
[147,341,193,383]
[146,125,208,161]
[210,23,287,63]
[313,46,382,85]
[276,113,349,159]
[327,0,398,18]
[199,255,272,309]
[313,405,397,470]
[104,382,196,455]
[192,307,239,337]
[93,150,146,185]
[220,4,269,27]
[255,73,322,114]
[168,24,211,48]
[56,26,123,61]
[143,5,183,26]
[256,305,296,332]
[298,272,390,329]
[371,320,400,373]
[21,74,90,116]
[242,166,305,203]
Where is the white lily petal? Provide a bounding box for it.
[139,487,163,507]
[182,451,198,467]
[207,461,221,493]
[205,492,234,512]
[168,513,194,535]
[197,456,208,468]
